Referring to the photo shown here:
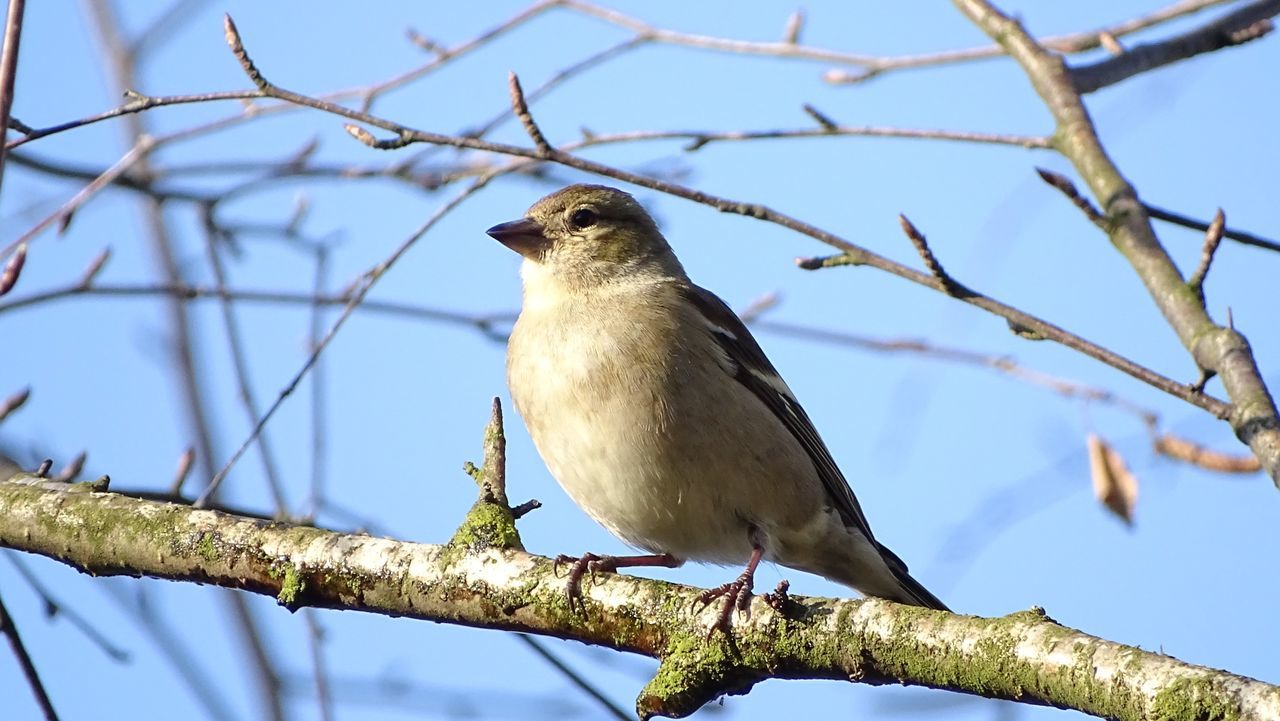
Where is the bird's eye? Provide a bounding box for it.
[569,208,598,229]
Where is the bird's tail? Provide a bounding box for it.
[876,542,949,611]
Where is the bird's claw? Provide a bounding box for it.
[555,553,597,613]
[695,570,755,637]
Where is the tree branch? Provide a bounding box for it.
[1,470,1277,720]
[1072,0,1279,94]
[954,0,1280,485]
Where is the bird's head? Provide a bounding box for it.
[486,184,683,286]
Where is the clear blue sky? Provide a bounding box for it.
[2,2,1277,720]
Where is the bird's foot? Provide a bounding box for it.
[695,567,756,638]
[554,553,605,614]
[553,552,681,614]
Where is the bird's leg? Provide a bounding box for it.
[553,552,682,613]
[696,543,765,637]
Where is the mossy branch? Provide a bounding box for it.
[1,472,1277,719]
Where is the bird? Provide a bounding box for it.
[486,184,947,629]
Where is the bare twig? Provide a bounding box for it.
[1035,168,1106,226]
[199,205,290,512]
[0,281,517,334]
[782,10,805,43]
[0,0,24,194]
[76,248,111,288]
[1072,0,1280,93]
[1188,209,1226,301]
[508,72,553,155]
[169,447,196,496]
[51,452,86,483]
[4,552,130,662]
[196,179,494,506]
[358,0,560,110]
[302,610,335,721]
[0,387,30,423]
[5,89,263,150]
[516,635,631,721]
[306,245,330,519]
[1,138,154,257]
[669,121,1051,151]
[1145,204,1280,253]
[0,589,60,721]
[753,319,1162,426]
[956,0,1280,484]
[510,499,543,519]
[801,103,839,131]
[561,0,1234,85]
[95,582,236,721]
[899,214,961,295]
[463,36,646,141]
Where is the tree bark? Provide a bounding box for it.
[2,473,1276,720]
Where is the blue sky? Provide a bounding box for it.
[2,2,1277,720]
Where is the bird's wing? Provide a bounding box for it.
[681,284,892,554]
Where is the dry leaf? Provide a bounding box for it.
[1088,434,1138,525]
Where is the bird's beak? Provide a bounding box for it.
[486,217,549,260]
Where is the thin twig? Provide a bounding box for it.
[170,447,196,496]
[0,386,30,423]
[196,179,495,506]
[306,244,330,519]
[463,36,646,140]
[558,0,1235,84]
[1036,167,1106,226]
[0,0,25,194]
[899,214,961,295]
[95,583,236,721]
[753,318,1160,426]
[516,634,631,721]
[1072,0,1280,93]
[4,552,130,662]
[358,0,560,110]
[0,281,517,331]
[51,452,87,483]
[1188,208,1226,300]
[199,205,290,512]
[0,588,60,721]
[302,610,335,721]
[508,72,553,155]
[1145,203,1280,253]
[5,90,263,150]
[610,123,1052,151]
[1,138,155,257]
[801,103,838,131]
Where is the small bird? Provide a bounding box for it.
[487,184,947,627]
